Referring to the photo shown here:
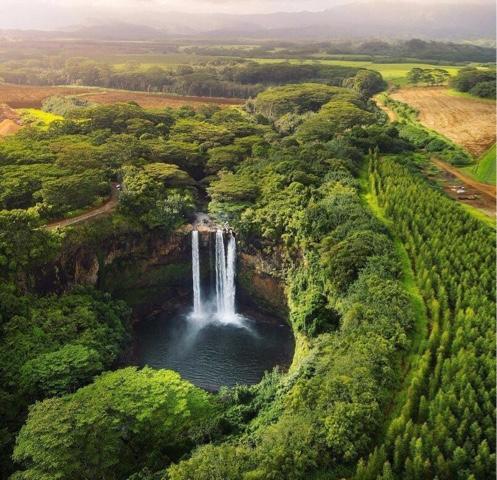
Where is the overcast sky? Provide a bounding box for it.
[0,0,494,29]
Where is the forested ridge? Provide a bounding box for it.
[0,61,494,480]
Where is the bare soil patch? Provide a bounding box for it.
[427,159,495,217]
[390,87,496,157]
[0,83,242,110]
[0,119,22,136]
[79,90,243,109]
[0,84,92,108]
[0,103,22,136]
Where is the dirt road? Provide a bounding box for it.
[432,159,495,217]
[47,184,119,229]
[433,159,496,199]
[390,87,496,157]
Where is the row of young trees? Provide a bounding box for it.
[354,154,496,480]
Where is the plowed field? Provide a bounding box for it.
[390,87,496,157]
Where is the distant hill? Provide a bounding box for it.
[1,2,495,43]
[68,2,496,42]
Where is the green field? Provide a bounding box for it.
[462,143,496,184]
[250,58,462,84]
[100,53,464,84]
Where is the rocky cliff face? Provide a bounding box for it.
[238,249,288,320]
[32,225,288,319]
[33,227,194,316]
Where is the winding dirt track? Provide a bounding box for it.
[390,87,496,157]
[46,184,119,230]
[432,159,496,200]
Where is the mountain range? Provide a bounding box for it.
[2,1,496,42]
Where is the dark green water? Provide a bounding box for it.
[134,310,294,391]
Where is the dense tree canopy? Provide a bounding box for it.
[0,65,493,480]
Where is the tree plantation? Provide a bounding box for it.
[0,29,495,480]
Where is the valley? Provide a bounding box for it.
[0,19,495,480]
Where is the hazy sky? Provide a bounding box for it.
[0,0,493,29]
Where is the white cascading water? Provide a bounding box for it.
[191,231,203,318]
[225,233,236,318]
[215,230,238,322]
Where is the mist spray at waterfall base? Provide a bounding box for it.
[134,228,294,390]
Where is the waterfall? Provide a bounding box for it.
[215,230,237,322]
[191,231,203,318]
[225,234,236,317]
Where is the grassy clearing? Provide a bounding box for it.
[18,108,62,127]
[461,144,496,184]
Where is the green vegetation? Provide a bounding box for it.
[0,285,131,478]
[252,58,461,86]
[185,38,495,64]
[13,367,216,480]
[462,144,496,184]
[406,67,450,85]
[0,47,494,480]
[0,59,371,99]
[354,154,495,479]
[450,67,496,99]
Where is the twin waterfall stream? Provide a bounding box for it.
[191,230,239,325]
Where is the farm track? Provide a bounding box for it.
[433,159,496,199]
[389,87,496,157]
[46,183,119,230]
[374,94,397,122]
[432,158,495,217]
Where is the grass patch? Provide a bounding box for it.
[18,108,63,128]
[461,143,496,185]
[446,88,497,103]
[460,203,496,228]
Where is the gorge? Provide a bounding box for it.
[134,228,294,390]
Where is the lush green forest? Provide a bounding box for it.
[181,39,496,63]
[0,58,384,99]
[450,67,497,99]
[0,53,495,480]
